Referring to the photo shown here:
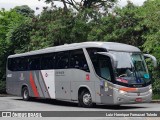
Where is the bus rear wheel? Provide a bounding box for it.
[22,87,30,101]
[79,90,94,108]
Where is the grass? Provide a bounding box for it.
[152,93,160,100]
[0,80,6,94]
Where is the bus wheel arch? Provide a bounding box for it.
[78,87,94,108]
[21,85,30,101]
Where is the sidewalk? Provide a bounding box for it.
[0,94,12,97]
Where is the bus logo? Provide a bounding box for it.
[86,74,90,80]
[45,73,48,77]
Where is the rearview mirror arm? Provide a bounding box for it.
[144,54,157,68]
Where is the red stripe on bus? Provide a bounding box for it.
[119,87,137,92]
[29,72,39,97]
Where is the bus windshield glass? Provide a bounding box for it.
[110,51,150,85]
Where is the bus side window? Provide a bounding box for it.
[70,49,90,72]
[8,58,14,71]
[29,57,40,70]
[19,57,28,71]
[12,58,20,71]
[8,58,11,71]
[56,51,69,69]
[87,48,113,81]
[41,53,55,70]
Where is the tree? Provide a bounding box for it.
[12,5,35,17]
[6,19,32,53]
[28,8,75,50]
[44,0,117,11]
[142,0,160,60]
[0,8,32,93]
[88,1,146,47]
[140,0,160,92]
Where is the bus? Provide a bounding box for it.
[6,42,157,107]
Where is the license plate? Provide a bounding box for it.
[135,98,142,102]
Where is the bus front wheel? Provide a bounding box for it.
[79,90,94,108]
[22,87,30,101]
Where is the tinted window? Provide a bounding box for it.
[8,57,28,71]
[70,49,89,72]
[56,51,69,69]
[93,54,112,81]
[87,48,114,81]
[29,56,40,70]
[18,57,28,71]
[41,53,55,70]
[8,58,14,71]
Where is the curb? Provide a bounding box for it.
[0,94,11,97]
[151,100,160,103]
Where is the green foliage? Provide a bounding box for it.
[0,8,33,93]
[28,8,75,50]
[141,0,160,92]
[0,81,5,94]
[152,91,160,100]
[44,0,117,11]
[88,2,146,47]
[12,5,35,17]
[142,0,160,56]
[7,19,32,53]
[28,7,103,49]
[0,9,26,80]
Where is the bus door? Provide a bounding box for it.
[93,54,114,104]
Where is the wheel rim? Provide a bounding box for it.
[83,93,92,105]
[23,89,28,99]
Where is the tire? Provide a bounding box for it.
[78,90,94,108]
[22,87,30,101]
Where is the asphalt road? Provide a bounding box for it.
[0,96,160,120]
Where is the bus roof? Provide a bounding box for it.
[8,42,141,58]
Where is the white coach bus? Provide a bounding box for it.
[6,42,157,107]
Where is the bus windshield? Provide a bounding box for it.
[110,51,150,85]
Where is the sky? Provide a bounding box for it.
[0,0,146,15]
[118,0,146,6]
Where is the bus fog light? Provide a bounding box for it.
[117,97,123,101]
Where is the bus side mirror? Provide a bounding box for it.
[144,54,157,68]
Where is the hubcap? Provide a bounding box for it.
[23,89,28,99]
[83,93,91,105]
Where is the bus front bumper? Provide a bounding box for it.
[113,88,152,105]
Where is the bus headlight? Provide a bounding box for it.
[149,89,152,93]
[119,90,127,94]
